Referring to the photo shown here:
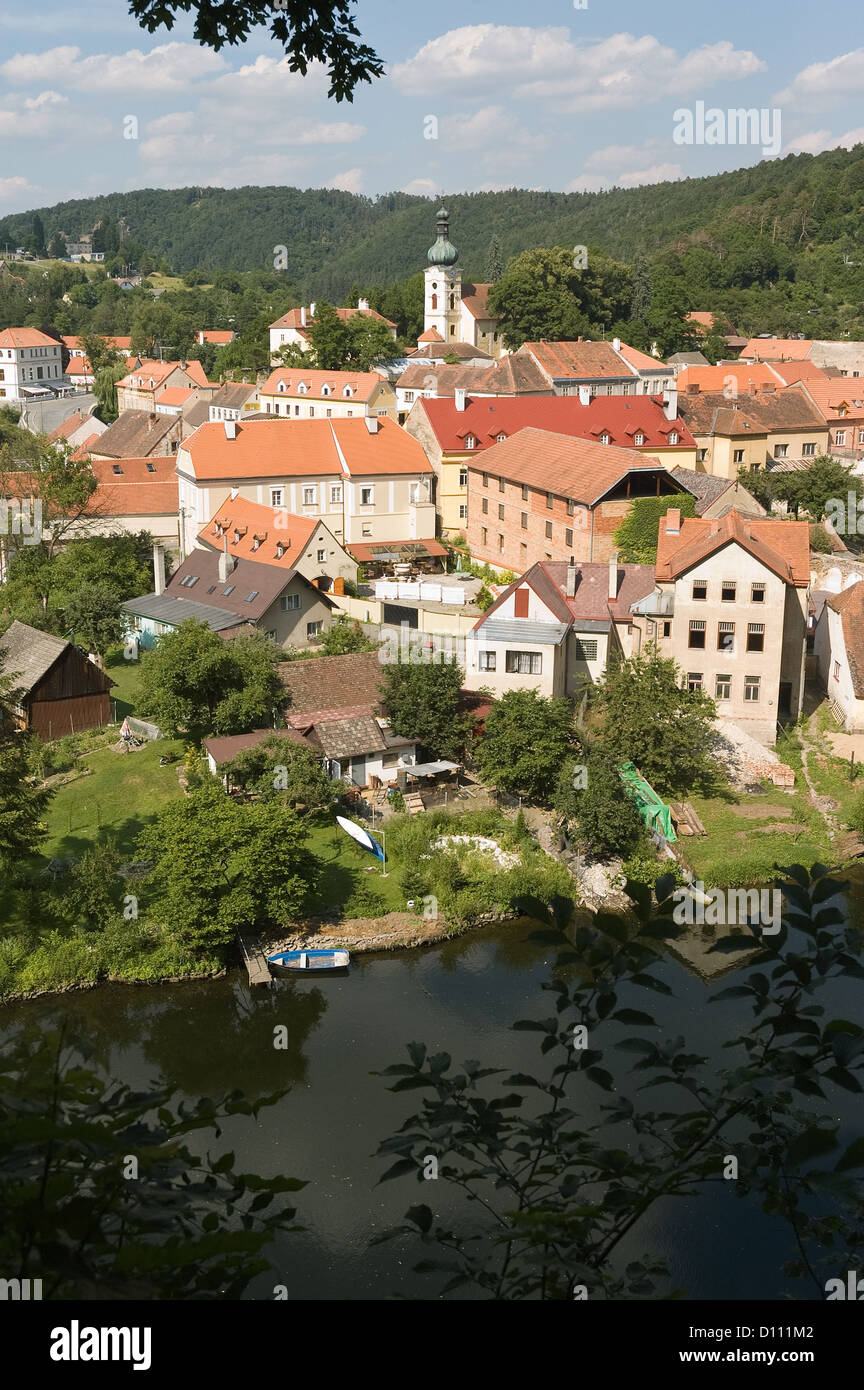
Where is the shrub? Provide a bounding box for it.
[343,883,389,919]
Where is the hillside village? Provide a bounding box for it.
[3,205,864,999]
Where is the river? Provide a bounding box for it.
[2,897,862,1301]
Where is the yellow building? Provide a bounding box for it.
[258,367,396,421]
[678,383,829,479]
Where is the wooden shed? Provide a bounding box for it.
[0,620,114,740]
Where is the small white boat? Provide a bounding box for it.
[267,949,350,974]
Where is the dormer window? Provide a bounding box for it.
[278,381,286,393]
[276,542,285,558]
[634,432,645,446]
[234,529,241,544]
[112,465,123,475]
[600,432,611,445]
[669,431,679,445]
[298,382,307,394]
[465,435,476,449]
[343,386,353,398]
[496,433,506,443]
[322,384,331,396]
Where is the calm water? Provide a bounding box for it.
[3,901,863,1301]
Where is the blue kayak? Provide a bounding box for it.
[268,949,350,973]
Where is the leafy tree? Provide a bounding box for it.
[595,647,717,797]
[374,865,864,1300]
[319,618,378,656]
[613,494,697,563]
[47,231,67,260]
[0,1026,304,1298]
[380,655,471,762]
[485,234,504,283]
[0,435,98,559]
[224,736,339,812]
[780,454,863,523]
[554,748,644,859]
[476,689,576,804]
[487,247,592,350]
[141,781,320,950]
[57,843,123,930]
[28,213,46,258]
[128,0,385,101]
[137,622,283,741]
[0,670,52,868]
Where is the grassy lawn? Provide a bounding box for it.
[302,818,406,915]
[41,737,186,862]
[104,645,144,721]
[800,702,864,831]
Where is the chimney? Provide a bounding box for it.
[310,301,317,318]
[686,383,700,395]
[230,486,239,500]
[218,537,232,583]
[224,419,236,440]
[358,297,370,311]
[364,416,379,434]
[608,550,619,601]
[749,382,758,396]
[565,557,577,598]
[663,387,678,421]
[153,543,166,596]
[664,508,681,535]
[612,337,621,352]
[454,387,467,412]
[300,306,307,328]
[578,385,591,407]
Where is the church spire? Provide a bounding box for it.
[427,206,458,267]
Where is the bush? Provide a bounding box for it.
[400,866,429,900]
[342,883,389,919]
[620,847,685,893]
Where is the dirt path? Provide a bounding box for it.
[797,726,839,842]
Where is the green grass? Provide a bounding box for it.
[104,645,144,721]
[684,778,831,887]
[302,819,406,915]
[41,736,185,862]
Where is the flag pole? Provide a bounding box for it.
[381,829,388,877]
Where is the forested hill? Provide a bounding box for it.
[2,144,864,295]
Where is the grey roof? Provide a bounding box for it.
[406,760,460,776]
[0,620,69,694]
[94,409,177,458]
[474,619,569,646]
[669,351,710,366]
[162,549,312,624]
[208,382,259,411]
[183,399,211,433]
[312,714,387,759]
[670,466,734,508]
[121,592,243,631]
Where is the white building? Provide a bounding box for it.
[0,328,65,403]
[423,209,504,359]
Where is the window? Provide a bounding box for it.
[773,443,788,459]
[565,528,573,547]
[573,638,598,661]
[505,651,542,675]
[833,660,841,680]
[459,467,468,487]
[721,581,736,602]
[718,620,735,652]
[362,524,372,538]
[744,674,761,702]
[280,594,301,610]
[465,435,476,449]
[495,433,506,444]
[697,448,708,463]
[330,484,342,505]
[146,462,156,473]
[207,584,218,593]
[802,441,817,455]
[179,574,198,587]
[522,484,529,501]
[459,504,467,520]
[321,384,331,396]
[747,622,765,652]
[634,433,645,446]
[733,449,745,464]
[668,432,679,445]
[600,433,611,445]
[662,620,672,638]
[307,621,323,638]
[222,584,235,595]
[317,549,326,563]
[270,488,283,507]
[546,491,554,509]
[567,499,576,516]
[521,512,528,530]
[692,579,707,601]
[689,620,706,649]
[482,498,488,515]
[545,521,553,539]
[360,486,374,506]
[245,590,259,602]
[498,533,505,553]
[481,527,488,545]
[499,478,505,494]
[482,473,488,488]
[836,431,847,446]
[751,582,766,603]
[478,651,496,671]
[403,391,414,404]
[303,486,316,506]
[687,673,703,692]
[715,673,732,700]
[498,503,505,521]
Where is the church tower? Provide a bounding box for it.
[424,207,462,344]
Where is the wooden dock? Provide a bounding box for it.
[238,934,272,986]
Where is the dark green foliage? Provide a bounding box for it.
[137,622,283,741]
[223,736,338,812]
[613,494,697,563]
[319,618,378,656]
[554,750,644,859]
[379,655,472,762]
[0,672,52,869]
[476,689,577,804]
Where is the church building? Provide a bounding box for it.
[421,209,504,359]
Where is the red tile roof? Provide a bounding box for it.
[519,338,667,381]
[475,559,655,631]
[465,427,674,505]
[119,360,209,390]
[88,456,179,515]
[156,387,196,406]
[49,410,90,441]
[655,509,810,586]
[180,416,432,481]
[676,362,782,394]
[417,394,695,453]
[346,537,446,561]
[198,495,318,569]
[269,306,396,331]
[418,327,444,342]
[260,367,384,400]
[741,337,814,361]
[0,327,60,349]
[197,330,235,345]
[461,282,493,320]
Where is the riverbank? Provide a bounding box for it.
[257,906,521,959]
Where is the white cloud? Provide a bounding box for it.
[0,91,107,142]
[0,42,225,92]
[786,126,864,156]
[324,168,364,194]
[0,175,38,211]
[392,27,763,111]
[776,49,864,106]
[401,178,440,196]
[616,162,683,188]
[439,105,548,157]
[569,141,683,192]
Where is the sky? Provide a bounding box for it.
[1,0,863,215]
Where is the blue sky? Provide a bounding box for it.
[2,0,863,214]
